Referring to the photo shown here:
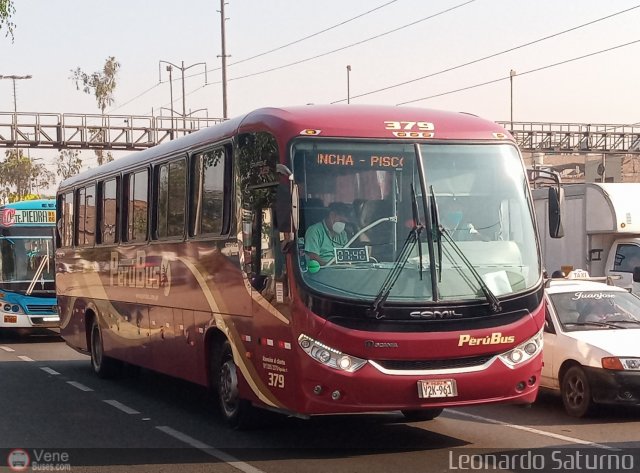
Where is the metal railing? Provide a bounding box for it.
[2,112,639,154]
[497,121,640,154]
[0,112,224,150]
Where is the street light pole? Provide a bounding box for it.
[509,69,516,130]
[346,65,351,104]
[0,74,33,113]
[158,61,207,137]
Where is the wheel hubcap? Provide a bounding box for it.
[92,327,102,370]
[566,375,585,408]
[219,359,239,416]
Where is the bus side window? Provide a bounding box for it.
[190,147,228,237]
[157,158,186,239]
[100,178,118,245]
[124,169,149,242]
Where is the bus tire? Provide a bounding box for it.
[90,319,121,379]
[561,365,594,417]
[401,408,444,421]
[213,339,254,429]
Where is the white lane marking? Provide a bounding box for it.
[103,400,140,415]
[156,426,267,473]
[40,367,60,375]
[66,381,94,392]
[17,355,34,362]
[0,346,15,352]
[447,409,618,451]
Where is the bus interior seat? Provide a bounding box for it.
[358,199,395,260]
[299,198,326,233]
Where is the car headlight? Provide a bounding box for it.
[498,327,543,368]
[298,334,367,372]
[602,357,640,370]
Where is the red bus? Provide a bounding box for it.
[56,105,559,428]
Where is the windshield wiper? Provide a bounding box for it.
[26,241,51,296]
[565,321,627,329]
[368,183,422,319]
[438,226,502,313]
[429,186,443,281]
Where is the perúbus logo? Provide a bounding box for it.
[7,449,30,472]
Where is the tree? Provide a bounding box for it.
[0,149,55,200]
[56,149,83,180]
[70,56,121,165]
[0,0,15,41]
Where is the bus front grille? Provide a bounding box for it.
[374,355,495,371]
[26,305,57,314]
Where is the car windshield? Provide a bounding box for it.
[0,229,54,288]
[292,139,539,304]
[549,289,640,331]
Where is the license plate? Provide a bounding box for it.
[3,315,17,324]
[417,379,458,398]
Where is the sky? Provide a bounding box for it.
[2,0,640,187]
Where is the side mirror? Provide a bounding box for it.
[633,266,640,283]
[548,186,564,239]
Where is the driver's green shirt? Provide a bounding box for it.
[305,220,348,263]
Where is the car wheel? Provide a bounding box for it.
[561,365,594,417]
[401,408,444,421]
[213,340,255,429]
[90,319,121,379]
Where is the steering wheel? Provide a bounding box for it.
[324,216,397,266]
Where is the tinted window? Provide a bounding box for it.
[127,170,148,241]
[101,179,118,244]
[191,148,227,236]
[157,159,186,238]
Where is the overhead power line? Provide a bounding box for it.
[396,38,640,105]
[112,0,400,114]
[331,3,640,103]
[210,0,477,84]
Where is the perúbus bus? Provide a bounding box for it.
[0,199,59,330]
[56,105,562,428]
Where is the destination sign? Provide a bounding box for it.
[315,152,409,169]
[0,209,56,227]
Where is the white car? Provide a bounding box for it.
[542,277,640,417]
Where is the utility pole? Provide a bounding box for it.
[346,65,351,104]
[219,0,229,119]
[509,69,516,131]
[158,61,207,137]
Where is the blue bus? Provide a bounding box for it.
[0,199,59,329]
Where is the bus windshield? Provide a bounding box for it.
[0,228,54,290]
[293,140,539,303]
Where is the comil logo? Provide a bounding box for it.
[7,449,30,472]
[458,332,515,347]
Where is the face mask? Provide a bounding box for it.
[332,221,346,233]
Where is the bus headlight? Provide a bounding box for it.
[298,334,367,372]
[498,328,543,368]
[2,303,23,314]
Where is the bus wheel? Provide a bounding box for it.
[214,340,254,429]
[90,320,121,379]
[561,365,594,417]
[401,408,444,421]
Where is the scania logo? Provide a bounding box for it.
[364,340,399,348]
[409,309,463,319]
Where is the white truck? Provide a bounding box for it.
[533,182,640,294]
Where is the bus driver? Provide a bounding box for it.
[305,202,352,266]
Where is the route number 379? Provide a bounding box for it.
[268,372,285,388]
[384,121,434,131]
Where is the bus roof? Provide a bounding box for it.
[58,105,512,191]
[0,199,56,210]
